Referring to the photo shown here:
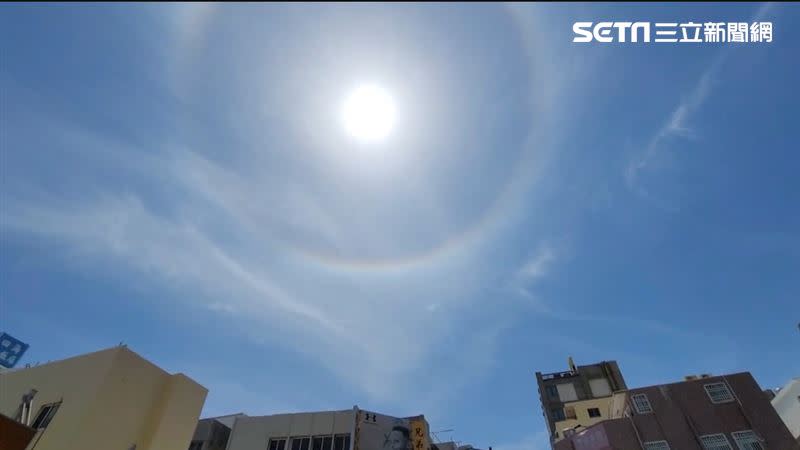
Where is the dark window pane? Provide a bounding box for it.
[344,435,350,450]
[323,437,333,450]
[279,440,287,450]
[546,386,559,399]
[292,439,303,450]
[334,435,348,450]
[32,404,59,429]
[301,438,310,450]
[550,408,565,421]
[313,437,324,450]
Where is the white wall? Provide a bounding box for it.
[772,378,800,439]
[228,410,355,450]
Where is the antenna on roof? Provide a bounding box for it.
[432,430,454,443]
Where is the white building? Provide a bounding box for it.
[227,409,355,450]
[772,378,800,442]
[226,407,461,450]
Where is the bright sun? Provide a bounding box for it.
[341,84,396,142]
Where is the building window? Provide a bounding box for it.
[589,378,612,397]
[188,442,203,450]
[556,383,579,402]
[269,438,288,450]
[550,407,566,421]
[704,382,735,404]
[333,434,350,450]
[731,430,764,450]
[292,438,311,450]
[631,393,653,414]
[587,408,601,418]
[545,385,559,400]
[31,403,60,429]
[699,434,734,450]
[643,442,670,450]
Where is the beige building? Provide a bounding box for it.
[535,357,627,444]
[0,345,208,450]
[549,396,613,438]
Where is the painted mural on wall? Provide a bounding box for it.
[353,409,432,450]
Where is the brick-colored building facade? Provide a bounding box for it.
[554,372,799,449]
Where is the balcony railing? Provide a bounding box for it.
[541,370,577,381]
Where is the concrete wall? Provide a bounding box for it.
[0,347,117,450]
[228,410,355,450]
[622,373,798,449]
[0,346,207,450]
[141,373,208,450]
[557,373,800,450]
[552,397,613,439]
[772,378,800,440]
[71,347,175,450]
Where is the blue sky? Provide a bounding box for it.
[1,3,798,449]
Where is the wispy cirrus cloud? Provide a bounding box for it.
[0,3,582,416]
[517,245,556,283]
[625,3,777,207]
[508,239,569,310]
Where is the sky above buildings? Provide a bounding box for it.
[1,3,798,449]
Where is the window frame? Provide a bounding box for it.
[587,407,601,418]
[333,433,350,450]
[704,382,736,404]
[545,385,559,400]
[699,433,734,450]
[631,393,653,414]
[731,430,764,450]
[550,407,566,421]
[269,438,288,450]
[291,437,311,450]
[555,382,579,402]
[642,441,671,450]
[30,402,61,429]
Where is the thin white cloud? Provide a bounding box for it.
[626,3,777,202]
[0,3,588,417]
[509,239,569,312]
[517,245,556,283]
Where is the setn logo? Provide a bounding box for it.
[573,22,651,43]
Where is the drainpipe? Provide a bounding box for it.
[621,394,645,450]
[350,406,359,450]
[625,407,645,450]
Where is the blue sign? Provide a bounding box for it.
[0,332,29,368]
